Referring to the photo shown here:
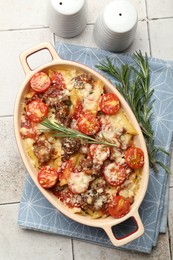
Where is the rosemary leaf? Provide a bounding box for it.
[96,51,170,174]
[156,161,172,175]
[40,119,118,148]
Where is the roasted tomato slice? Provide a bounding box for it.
[30,72,51,93]
[89,144,110,165]
[125,147,144,169]
[108,195,131,218]
[26,99,48,123]
[38,166,58,188]
[100,93,120,115]
[77,111,100,135]
[103,162,127,186]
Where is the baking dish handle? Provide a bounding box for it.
[20,42,62,75]
[103,211,144,247]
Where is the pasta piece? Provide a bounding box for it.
[23,138,39,169]
[83,80,104,115]
[70,153,85,168]
[86,208,106,219]
[109,108,138,135]
[69,88,81,116]
[119,169,142,198]
[53,156,62,170]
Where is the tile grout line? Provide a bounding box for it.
[145,0,152,57]
[0,26,49,32]
[0,115,13,118]
[71,239,75,260]
[0,201,20,206]
[167,145,173,257]
[148,16,173,21]
[168,220,173,260]
[147,20,152,57]
[0,17,173,33]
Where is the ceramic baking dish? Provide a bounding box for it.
[14,42,149,247]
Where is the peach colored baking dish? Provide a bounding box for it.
[14,42,149,247]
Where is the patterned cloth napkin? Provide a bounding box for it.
[18,43,173,254]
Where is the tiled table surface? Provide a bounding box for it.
[0,0,173,259]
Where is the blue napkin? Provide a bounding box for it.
[18,43,173,254]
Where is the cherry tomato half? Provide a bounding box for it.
[38,166,58,188]
[103,162,127,186]
[77,111,100,135]
[26,100,48,123]
[30,72,51,93]
[125,147,144,169]
[100,93,120,115]
[108,195,131,218]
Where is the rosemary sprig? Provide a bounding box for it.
[96,51,171,174]
[40,119,119,148]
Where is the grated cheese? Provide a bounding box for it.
[68,172,92,194]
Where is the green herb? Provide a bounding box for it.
[40,119,119,148]
[96,51,171,174]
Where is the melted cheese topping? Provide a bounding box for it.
[68,172,92,194]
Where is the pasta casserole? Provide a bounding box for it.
[20,67,145,219]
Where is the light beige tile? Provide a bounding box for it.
[0,204,73,260]
[55,25,97,48]
[129,0,147,20]
[55,21,149,55]
[73,231,171,260]
[0,28,53,116]
[149,19,173,61]
[0,0,146,31]
[146,0,173,19]
[0,117,26,203]
[0,0,49,30]
[126,21,150,55]
[87,0,146,24]
[0,0,146,32]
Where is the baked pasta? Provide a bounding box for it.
[20,68,145,219]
